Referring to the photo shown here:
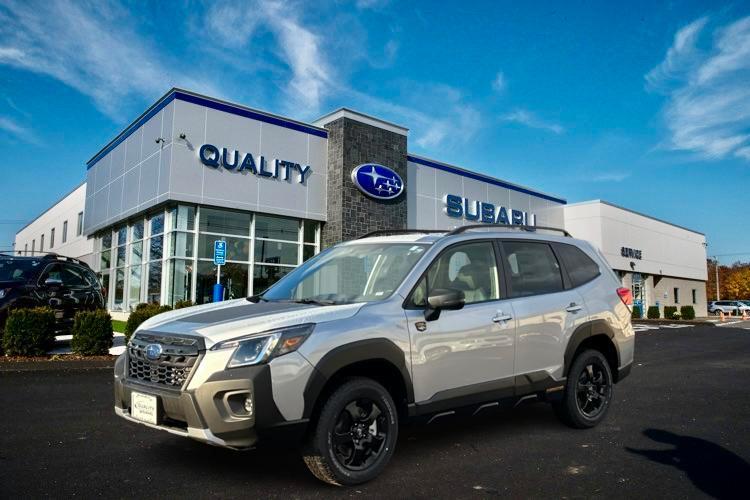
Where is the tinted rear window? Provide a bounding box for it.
[502,241,564,297]
[555,243,601,287]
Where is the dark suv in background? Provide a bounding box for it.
[0,254,105,333]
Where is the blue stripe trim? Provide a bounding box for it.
[406,155,566,205]
[87,90,328,169]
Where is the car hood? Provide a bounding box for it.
[136,298,366,348]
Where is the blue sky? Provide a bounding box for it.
[0,0,748,262]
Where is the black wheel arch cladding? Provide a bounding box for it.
[302,338,414,420]
[564,320,621,380]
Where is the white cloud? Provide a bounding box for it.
[501,109,564,134]
[590,171,630,182]
[647,15,750,162]
[0,0,219,120]
[492,71,506,93]
[0,116,38,144]
[645,17,708,92]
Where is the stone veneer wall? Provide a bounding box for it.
[321,117,408,248]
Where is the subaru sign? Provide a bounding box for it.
[213,240,227,266]
[351,164,404,200]
[444,194,536,226]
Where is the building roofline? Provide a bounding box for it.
[313,107,409,136]
[565,199,705,236]
[16,181,86,235]
[406,153,567,205]
[86,88,329,169]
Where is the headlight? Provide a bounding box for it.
[211,323,315,368]
[0,288,10,299]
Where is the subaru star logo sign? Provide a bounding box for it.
[351,164,404,200]
[145,343,163,361]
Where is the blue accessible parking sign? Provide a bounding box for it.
[213,240,227,266]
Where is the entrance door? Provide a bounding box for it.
[404,241,516,405]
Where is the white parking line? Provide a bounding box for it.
[633,323,695,332]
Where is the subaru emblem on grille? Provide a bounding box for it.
[145,343,163,361]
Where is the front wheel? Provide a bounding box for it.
[303,377,398,486]
[554,349,613,428]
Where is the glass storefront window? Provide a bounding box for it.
[198,235,249,261]
[102,233,112,250]
[100,249,111,270]
[129,265,141,305]
[199,207,251,236]
[303,245,316,262]
[254,240,298,265]
[116,246,126,267]
[149,235,164,261]
[170,232,194,258]
[255,215,298,241]
[172,205,196,231]
[130,241,143,267]
[253,264,292,294]
[303,220,317,244]
[116,227,127,246]
[132,220,144,241]
[115,269,125,307]
[167,259,193,304]
[147,261,162,303]
[150,213,165,236]
[196,261,248,304]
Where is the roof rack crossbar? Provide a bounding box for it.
[447,224,571,237]
[357,229,447,240]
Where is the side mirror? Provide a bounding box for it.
[44,278,63,288]
[424,288,465,321]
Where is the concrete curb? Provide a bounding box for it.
[632,319,716,326]
[0,358,116,372]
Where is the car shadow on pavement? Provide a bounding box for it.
[626,429,750,499]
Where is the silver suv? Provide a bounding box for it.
[114,225,634,486]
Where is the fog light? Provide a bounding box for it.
[244,397,254,416]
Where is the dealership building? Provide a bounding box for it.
[14,88,708,317]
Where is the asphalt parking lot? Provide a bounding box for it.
[2,325,749,499]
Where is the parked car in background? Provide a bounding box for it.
[708,300,750,316]
[0,254,105,332]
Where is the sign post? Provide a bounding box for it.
[212,240,227,302]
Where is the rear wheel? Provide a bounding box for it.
[554,349,613,428]
[303,377,398,486]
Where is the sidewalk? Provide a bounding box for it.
[50,332,127,356]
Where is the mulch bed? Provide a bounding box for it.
[0,354,116,371]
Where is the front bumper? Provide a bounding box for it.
[113,351,290,449]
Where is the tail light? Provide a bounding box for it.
[617,287,633,306]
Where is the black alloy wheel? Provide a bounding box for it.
[553,349,613,428]
[331,398,389,471]
[575,362,611,418]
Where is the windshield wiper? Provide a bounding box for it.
[246,295,269,303]
[290,298,338,306]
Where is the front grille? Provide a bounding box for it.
[127,332,202,389]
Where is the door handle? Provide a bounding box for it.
[566,303,583,313]
[492,312,513,323]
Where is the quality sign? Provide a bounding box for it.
[199,144,313,184]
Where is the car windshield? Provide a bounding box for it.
[260,243,429,305]
[0,257,44,282]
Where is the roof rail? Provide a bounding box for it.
[357,229,447,240]
[447,224,571,237]
[42,253,91,268]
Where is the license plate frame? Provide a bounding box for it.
[131,391,159,425]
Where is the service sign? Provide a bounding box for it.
[351,164,404,200]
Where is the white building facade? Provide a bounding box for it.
[14,89,708,317]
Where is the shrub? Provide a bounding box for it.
[680,306,696,320]
[71,310,114,355]
[664,306,678,320]
[174,300,194,309]
[134,302,151,311]
[2,307,56,356]
[124,304,172,342]
[631,305,642,319]
[647,306,660,319]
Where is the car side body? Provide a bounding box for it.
[114,227,634,485]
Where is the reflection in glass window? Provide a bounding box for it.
[199,208,250,236]
[115,269,125,307]
[254,265,292,295]
[132,220,145,241]
[149,235,164,261]
[170,232,194,258]
[255,215,298,241]
[147,261,162,303]
[198,235,249,261]
[254,240,298,265]
[196,261,248,304]
[150,213,165,236]
[172,205,196,231]
[129,265,141,305]
[303,221,317,244]
[503,241,563,297]
[168,259,193,304]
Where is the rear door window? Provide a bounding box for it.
[61,265,89,288]
[554,243,601,288]
[502,241,564,297]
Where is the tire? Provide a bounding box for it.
[554,349,613,429]
[713,310,722,316]
[303,377,398,486]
